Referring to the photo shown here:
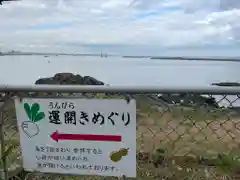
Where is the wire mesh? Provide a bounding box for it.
[1,91,240,180]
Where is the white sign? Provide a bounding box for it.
[14,98,136,177]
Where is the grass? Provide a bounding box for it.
[2,93,240,179]
[133,94,240,179]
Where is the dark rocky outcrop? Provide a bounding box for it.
[158,93,219,108]
[35,73,104,85]
[83,76,104,85]
[211,82,240,87]
[35,77,59,85]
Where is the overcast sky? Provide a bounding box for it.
[0,0,239,55]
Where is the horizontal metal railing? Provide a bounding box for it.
[0,85,240,94]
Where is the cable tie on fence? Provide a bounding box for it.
[18,93,23,103]
[118,174,126,180]
[124,94,131,104]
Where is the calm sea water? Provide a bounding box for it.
[1,55,240,86]
[0,55,240,106]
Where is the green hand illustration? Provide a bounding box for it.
[22,103,45,138]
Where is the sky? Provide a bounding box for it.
[0,0,240,55]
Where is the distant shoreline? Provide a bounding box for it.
[211,82,240,87]
[1,52,240,62]
[150,56,240,62]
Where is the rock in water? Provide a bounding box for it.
[35,73,104,85]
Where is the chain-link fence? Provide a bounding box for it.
[1,86,240,180]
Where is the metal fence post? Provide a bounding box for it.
[0,109,8,180]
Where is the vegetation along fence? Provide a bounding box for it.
[1,85,240,180]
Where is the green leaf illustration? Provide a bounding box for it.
[24,102,45,122]
[34,112,45,122]
[24,103,31,120]
[31,103,40,121]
